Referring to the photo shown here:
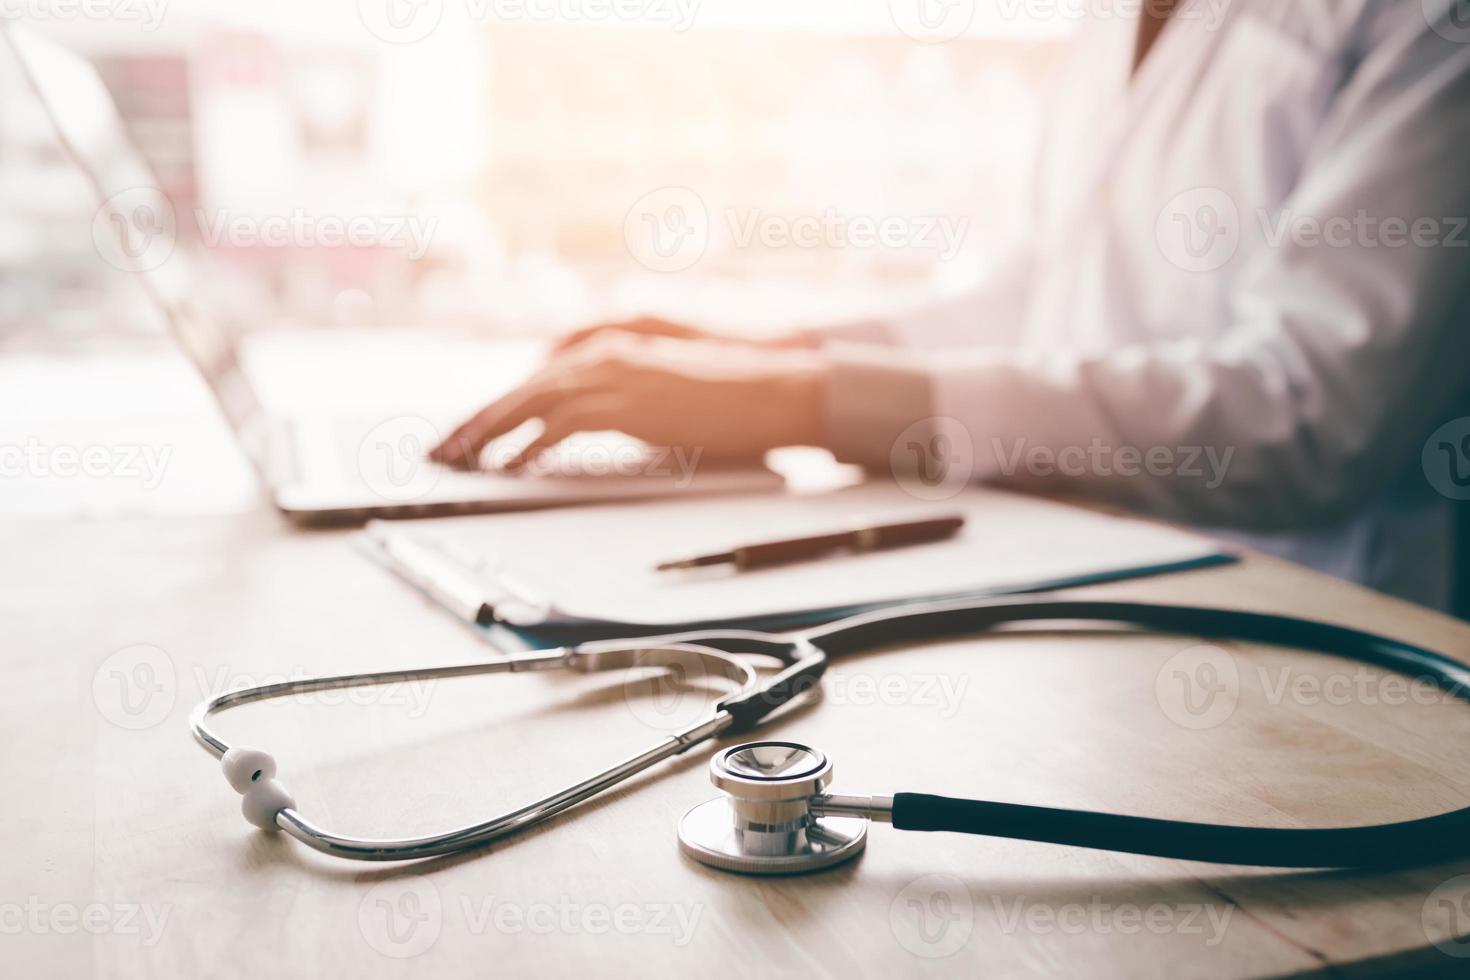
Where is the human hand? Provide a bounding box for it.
[429,332,830,472]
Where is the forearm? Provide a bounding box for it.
[819,326,1465,530]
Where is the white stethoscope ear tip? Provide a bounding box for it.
[221,746,276,793]
[221,746,294,831]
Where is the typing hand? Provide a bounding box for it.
[428,331,830,472]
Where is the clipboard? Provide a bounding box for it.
[356,483,1238,650]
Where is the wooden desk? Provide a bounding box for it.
[5,507,1470,979]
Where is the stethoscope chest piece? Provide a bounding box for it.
[678,741,867,875]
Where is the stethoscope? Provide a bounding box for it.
[192,596,1470,872]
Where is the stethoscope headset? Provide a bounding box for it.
[194,596,1470,873]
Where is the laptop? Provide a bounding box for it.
[5,26,781,524]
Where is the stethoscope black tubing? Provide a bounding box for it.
[890,793,1470,867]
[794,597,1470,867]
[802,598,1470,686]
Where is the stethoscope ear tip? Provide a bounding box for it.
[221,746,295,831]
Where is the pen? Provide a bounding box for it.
[656,515,966,572]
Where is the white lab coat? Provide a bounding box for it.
[823,0,1470,609]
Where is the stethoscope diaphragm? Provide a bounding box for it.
[677,742,869,875]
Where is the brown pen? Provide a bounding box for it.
[656,515,966,572]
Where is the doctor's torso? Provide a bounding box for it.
[1009,0,1463,608]
[1024,0,1355,351]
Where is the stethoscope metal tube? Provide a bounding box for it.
[191,640,803,861]
[278,712,734,861]
[193,595,1470,871]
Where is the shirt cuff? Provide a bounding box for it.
[822,342,936,470]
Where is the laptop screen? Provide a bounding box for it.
[3,25,261,429]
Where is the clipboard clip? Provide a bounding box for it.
[361,522,551,627]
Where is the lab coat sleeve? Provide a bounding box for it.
[823,6,1470,529]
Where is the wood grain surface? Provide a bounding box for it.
[5,507,1470,979]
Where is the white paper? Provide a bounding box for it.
[389,482,1229,626]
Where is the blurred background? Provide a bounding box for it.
[0,0,1074,517]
